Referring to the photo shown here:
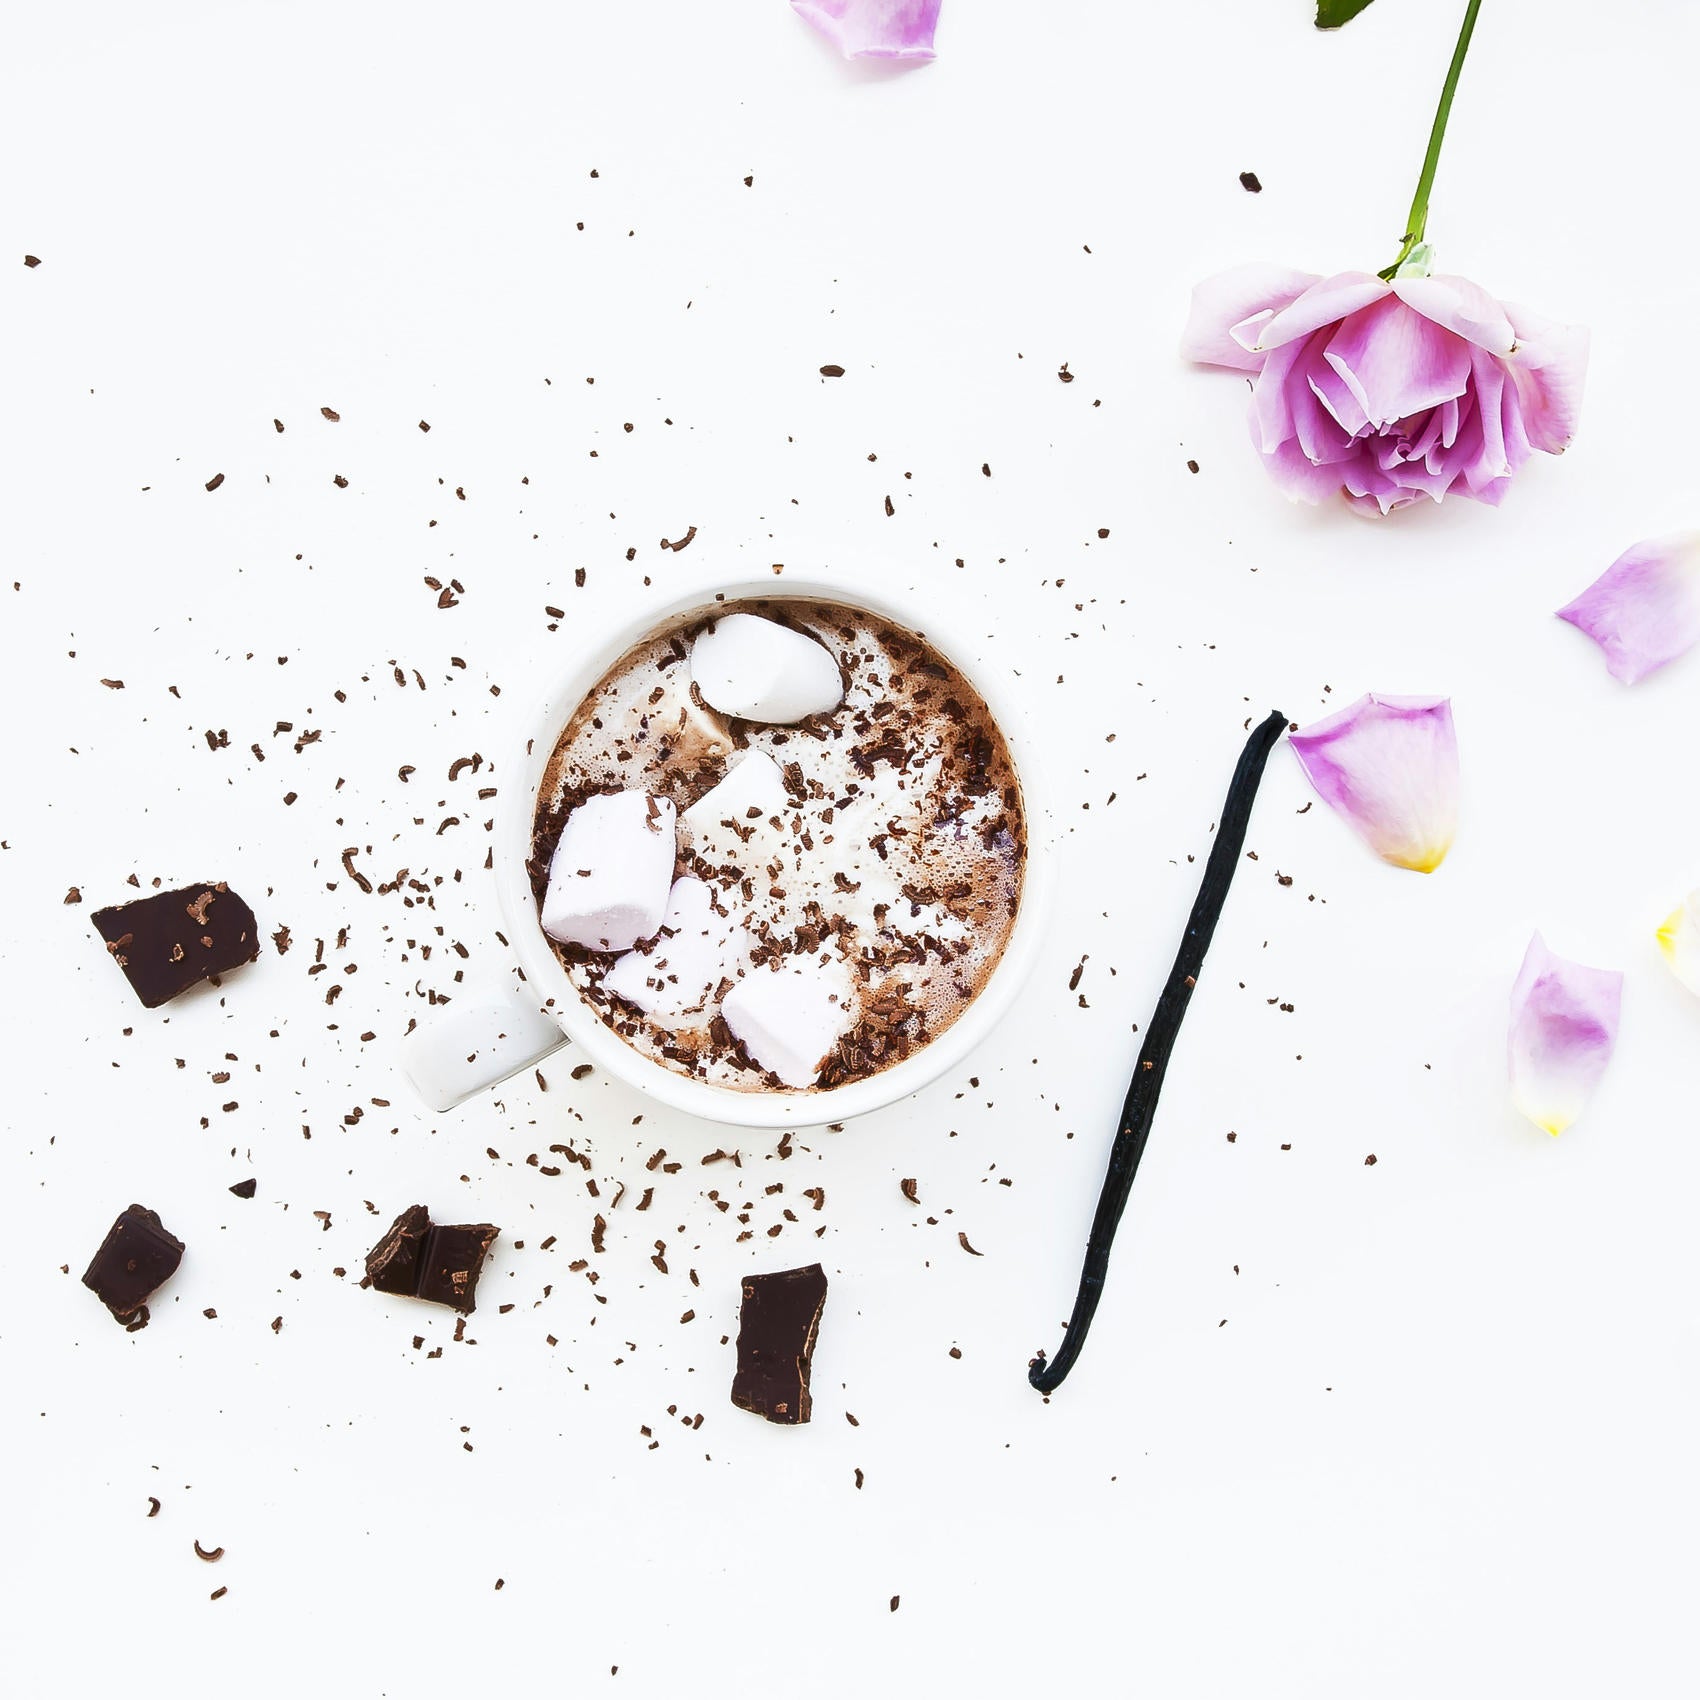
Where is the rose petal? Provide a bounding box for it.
[1243,271,1389,354]
[1504,304,1590,455]
[1507,933,1622,1136]
[1289,694,1459,872]
[791,0,939,59]
[1555,532,1700,685]
[1261,433,1361,505]
[1656,889,1700,997]
[1180,264,1320,372]
[1322,297,1472,428]
[1392,274,1516,356]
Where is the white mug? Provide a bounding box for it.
[403,575,1053,1127]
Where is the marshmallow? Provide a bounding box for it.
[601,877,746,1023]
[721,953,858,1088]
[690,613,844,724]
[541,790,677,952]
[681,750,792,839]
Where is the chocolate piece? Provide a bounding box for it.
[228,1179,257,1199]
[82,1205,184,1324]
[416,1223,500,1311]
[364,1204,431,1297]
[364,1207,498,1314]
[91,883,260,1009]
[731,1263,828,1425]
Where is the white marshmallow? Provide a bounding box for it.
[690,613,844,724]
[601,877,746,1023]
[541,790,677,953]
[721,953,858,1088]
[681,751,792,840]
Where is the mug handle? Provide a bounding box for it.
[402,976,569,1112]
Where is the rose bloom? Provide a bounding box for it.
[1182,266,1589,514]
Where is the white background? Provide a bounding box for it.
[5,3,1699,1694]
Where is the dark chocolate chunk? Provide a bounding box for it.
[731,1263,828,1425]
[364,1204,431,1297]
[91,883,260,1009]
[415,1222,500,1312]
[228,1178,257,1199]
[364,1207,498,1314]
[82,1205,184,1324]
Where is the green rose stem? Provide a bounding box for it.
[1379,0,1483,281]
[1028,709,1287,1397]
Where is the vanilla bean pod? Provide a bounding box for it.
[1029,709,1286,1395]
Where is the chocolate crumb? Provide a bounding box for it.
[194,1541,224,1562]
[957,1231,983,1257]
[205,473,224,492]
[1239,170,1263,193]
[820,364,845,378]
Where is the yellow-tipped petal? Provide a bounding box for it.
[1657,907,1683,960]
[1656,890,1700,997]
[1290,695,1459,877]
[1507,933,1622,1139]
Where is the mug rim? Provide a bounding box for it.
[495,574,1054,1128]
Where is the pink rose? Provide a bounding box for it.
[1182,266,1589,515]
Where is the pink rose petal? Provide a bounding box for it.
[1180,264,1320,372]
[1504,304,1591,455]
[792,0,940,60]
[1507,933,1622,1136]
[1289,694,1459,872]
[1244,271,1390,355]
[1556,532,1700,685]
[1322,296,1473,429]
[1392,274,1516,356]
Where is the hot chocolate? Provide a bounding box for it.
[528,597,1025,1092]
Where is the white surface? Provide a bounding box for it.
[5,3,1700,1696]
